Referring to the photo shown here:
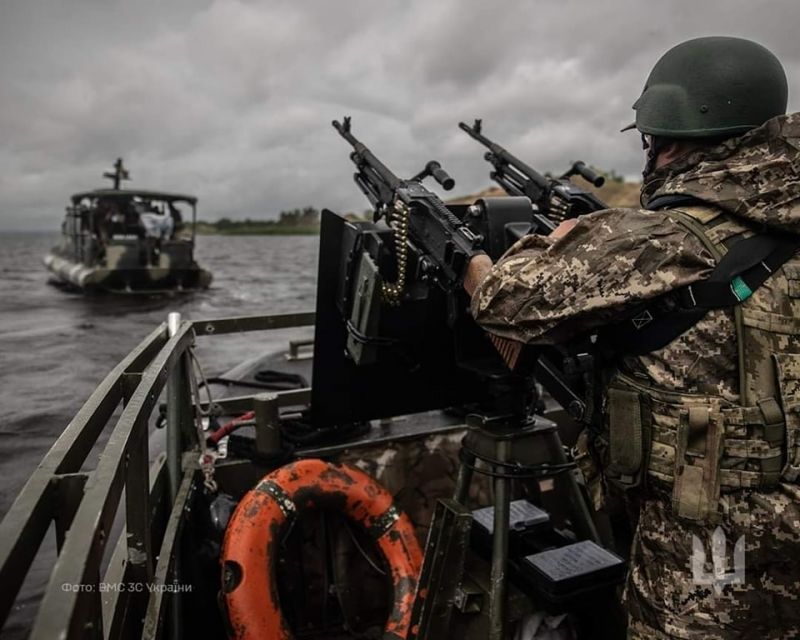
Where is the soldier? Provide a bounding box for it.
[464,37,800,639]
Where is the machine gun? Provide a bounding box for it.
[459,119,608,233]
[328,116,592,422]
[333,116,485,302]
[322,119,622,640]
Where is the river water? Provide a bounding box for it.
[0,232,319,636]
[0,232,319,516]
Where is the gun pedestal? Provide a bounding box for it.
[410,374,601,640]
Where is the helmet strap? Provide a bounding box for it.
[642,134,669,178]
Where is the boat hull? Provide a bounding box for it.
[43,251,212,293]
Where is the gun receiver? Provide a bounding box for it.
[459,119,608,233]
[333,116,484,301]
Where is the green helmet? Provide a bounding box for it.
[627,36,788,138]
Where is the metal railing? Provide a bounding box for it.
[0,311,315,639]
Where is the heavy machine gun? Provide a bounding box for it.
[322,118,623,640]
[326,116,594,427]
[459,119,608,233]
[334,116,484,301]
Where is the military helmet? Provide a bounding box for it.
[626,36,788,138]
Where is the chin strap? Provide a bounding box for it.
[641,134,670,178]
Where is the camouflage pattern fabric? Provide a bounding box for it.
[642,112,800,233]
[470,208,716,345]
[472,113,800,639]
[627,484,800,640]
[339,429,492,539]
[470,205,739,399]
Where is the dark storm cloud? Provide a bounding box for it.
[1,0,798,229]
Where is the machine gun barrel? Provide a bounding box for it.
[460,119,608,223]
[333,117,485,297]
[459,120,549,193]
[333,118,401,198]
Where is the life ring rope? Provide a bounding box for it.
[258,480,297,517]
[221,459,423,640]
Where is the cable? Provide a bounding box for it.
[343,520,387,576]
[188,348,214,414]
[344,320,419,371]
[280,417,370,447]
[459,446,576,480]
[345,320,403,347]
[207,411,256,445]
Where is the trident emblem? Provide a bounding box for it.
[691,526,745,593]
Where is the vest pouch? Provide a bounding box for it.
[672,405,724,523]
[606,386,649,490]
[783,263,800,298]
[773,353,800,482]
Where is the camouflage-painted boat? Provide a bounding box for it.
[44,159,212,293]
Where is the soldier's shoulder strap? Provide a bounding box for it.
[596,195,800,357]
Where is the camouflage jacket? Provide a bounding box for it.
[471,112,800,402]
[472,111,800,640]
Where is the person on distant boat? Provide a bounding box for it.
[168,202,184,238]
[139,209,175,241]
[94,198,115,246]
[137,200,174,266]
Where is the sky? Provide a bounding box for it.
[1,0,798,230]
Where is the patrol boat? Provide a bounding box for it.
[0,212,626,640]
[43,159,212,293]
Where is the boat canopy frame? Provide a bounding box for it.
[70,189,198,206]
[64,189,200,262]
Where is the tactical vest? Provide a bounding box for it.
[603,205,800,522]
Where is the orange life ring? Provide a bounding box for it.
[221,458,423,639]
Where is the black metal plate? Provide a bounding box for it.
[309,209,498,427]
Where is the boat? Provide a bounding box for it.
[43,159,212,293]
[1,214,627,640]
[4,155,629,637]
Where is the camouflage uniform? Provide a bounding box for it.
[471,113,800,639]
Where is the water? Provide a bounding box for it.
[0,232,320,518]
[0,232,320,637]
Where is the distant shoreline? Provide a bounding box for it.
[194,223,320,236]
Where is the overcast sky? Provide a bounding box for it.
[1,0,798,230]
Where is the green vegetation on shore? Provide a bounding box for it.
[197,207,321,235]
